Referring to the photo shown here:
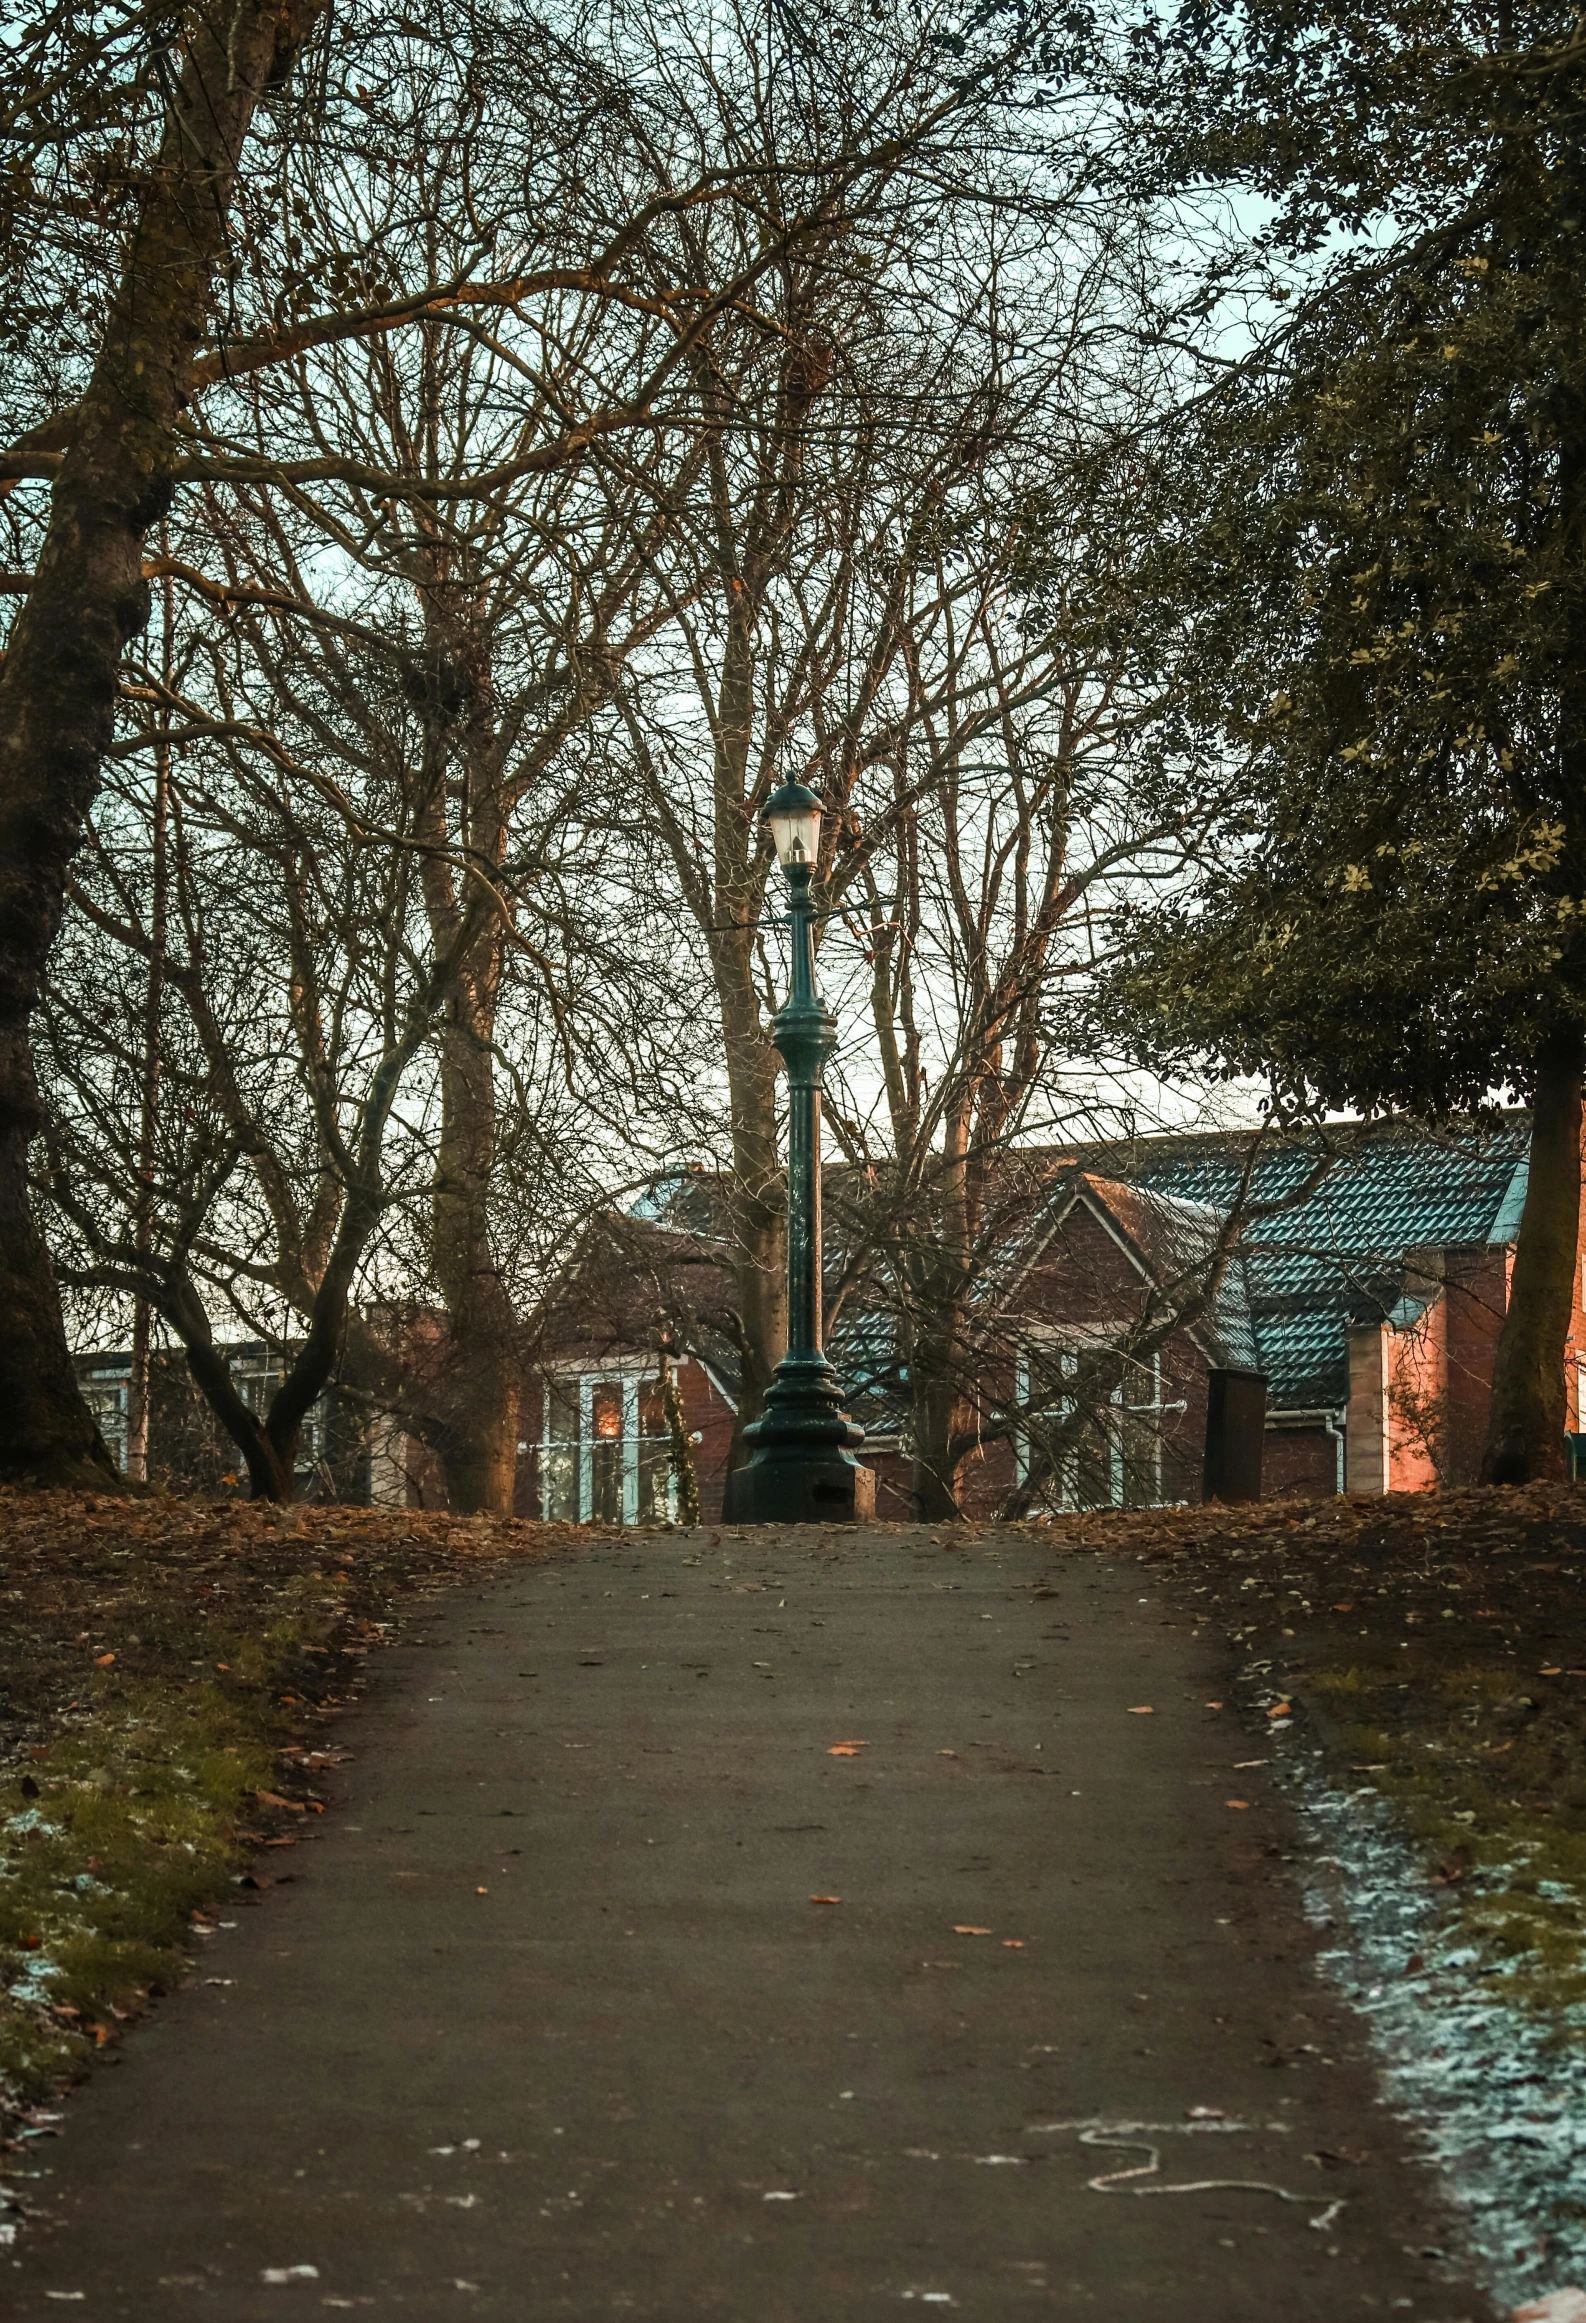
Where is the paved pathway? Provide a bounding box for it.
[9,1528,1486,2320]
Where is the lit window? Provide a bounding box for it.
[540,1373,676,1524]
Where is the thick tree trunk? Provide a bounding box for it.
[427,1007,519,1503]
[702,567,786,1476]
[0,0,318,1486]
[427,1133,520,1514]
[429,1003,520,1513]
[1481,1028,1583,1485]
[409,597,521,1517]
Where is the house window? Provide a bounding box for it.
[540,1373,674,1524]
[83,1365,131,1473]
[1015,1342,1165,1511]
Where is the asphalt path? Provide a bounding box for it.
[7,1526,1488,2320]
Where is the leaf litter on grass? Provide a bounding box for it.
[0,1489,568,2139]
[1030,1480,1586,2314]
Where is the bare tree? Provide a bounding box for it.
[5,0,1022,1483]
[815,421,1216,1513]
[610,151,1183,1482]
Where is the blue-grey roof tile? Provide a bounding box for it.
[1091,1117,1530,1406]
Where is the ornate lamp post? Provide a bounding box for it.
[723,780,874,1524]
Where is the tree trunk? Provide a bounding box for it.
[1481,1027,1583,1485]
[127,562,172,1485]
[167,1280,298,1501]
[905,1104,978,1519]
[0,0,319,1486]
[909,1353,969,1519]
[429,1006,521,1514]
[409,588,521,1517]
[661,1346,702,1525]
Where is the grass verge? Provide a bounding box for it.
[1048,1483,1586,2040]
[0,1489,570,2124]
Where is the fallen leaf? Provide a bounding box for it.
[810,1894,841,1905]
[1127,1705,1154,1714]
[1205,1701,1224,1709]
[952,1924,993,1936]
[1267,1702,1292,1719]
[1225,1799,1250,1810]
[476,1886,489,1895]
[827,1740,868,1755]
[937,1749,958,1758]
[253,1789,305,1813]
[1001,1939,1025,1949]
[1511,2292,1586,2323]
[93,1651,115,1666]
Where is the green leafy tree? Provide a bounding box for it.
[1109,0,1586,1481]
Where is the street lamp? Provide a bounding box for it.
[723,779,874,1524]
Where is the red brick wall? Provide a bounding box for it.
[1013,1197,1216,1508]
[1264,1425,1340,1499]
[1439,1244,1509,1485]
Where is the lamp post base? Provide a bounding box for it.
[720,1352,874,1525]
[723,1451,875,1525]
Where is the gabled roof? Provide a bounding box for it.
[559,1115,1532,1420]
[1043,1173,1260,1374]
[530,1209,743,1395]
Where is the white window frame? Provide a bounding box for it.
[542,1361,680,1525]
[1015,1327,1169,1511]
[83,1364,132,1473]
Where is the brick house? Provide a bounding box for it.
[73,1113,1570,1515]
[521,1113,1566,1520]
[516,1208,743,1523]
[1100,1114,1551,1496]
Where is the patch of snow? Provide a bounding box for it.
[1293,1779,1586,2311]
[7,1956,61,2006]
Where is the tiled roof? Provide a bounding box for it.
[1069,1117,1531,1407]
[616,1116,1532,1418]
